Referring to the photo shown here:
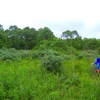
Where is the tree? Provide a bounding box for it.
[72,36,83,50]
[61,30,79,39]
[0,32,7,48]
[87,38,99,50]
[21,27,38,49]
[37,27,55,43]
[0,24,3,30]
[9,25,18,31]
[6,26,38,49]
[5,25,25,49]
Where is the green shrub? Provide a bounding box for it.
[0,48,37,61]
[96,47,100,54]
[77,50,98,59]
[0,48,21,61]
[41,50,63,74]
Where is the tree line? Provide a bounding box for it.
[0,24,100,51]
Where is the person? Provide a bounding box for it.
[94,58,100,72]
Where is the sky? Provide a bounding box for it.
[0,0,100,38]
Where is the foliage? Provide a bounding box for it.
[0,56,99,100]
[41,49,63,74]
[77,50,99,59]
[0,24,100,51]
[61,30,79,39]
[0,48,36,61]
[96,47,100,54]
[0,31,7,48]
[1,24,100,99]
[0,48,21,61]
[37,27,55,43]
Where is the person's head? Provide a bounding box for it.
[96,58,100,63]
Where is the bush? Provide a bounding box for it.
[77,50,98,59]
[0,48,21,61]
[41,50,63,74]
[0,48,34,61]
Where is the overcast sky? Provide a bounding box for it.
[0,0,100,38]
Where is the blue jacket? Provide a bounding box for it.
[94,58,100,69]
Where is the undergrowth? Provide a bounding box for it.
[0,48,100,100]
[0,57,100,100]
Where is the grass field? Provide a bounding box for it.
[0,57,100,100]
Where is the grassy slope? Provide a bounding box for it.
[0,58,100,100]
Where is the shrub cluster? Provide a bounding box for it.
[41,49,63,74]
[0,48,34,61]
[77,50,99,59]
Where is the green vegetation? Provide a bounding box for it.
[0,48,100,100]
[0,24,100,99]
[41,49,63,74]
[0,24,100,51]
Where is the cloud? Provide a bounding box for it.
[0,0,100,38]
[84,22,100,38]
[33,19,86,37]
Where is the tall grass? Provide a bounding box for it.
[0,49,100,99]
[0,58,99,100]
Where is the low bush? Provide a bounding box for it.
[41,49,63,74]
[77,50,98,59]
[0,48,34,61]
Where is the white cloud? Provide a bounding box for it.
[0,0,100,38]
